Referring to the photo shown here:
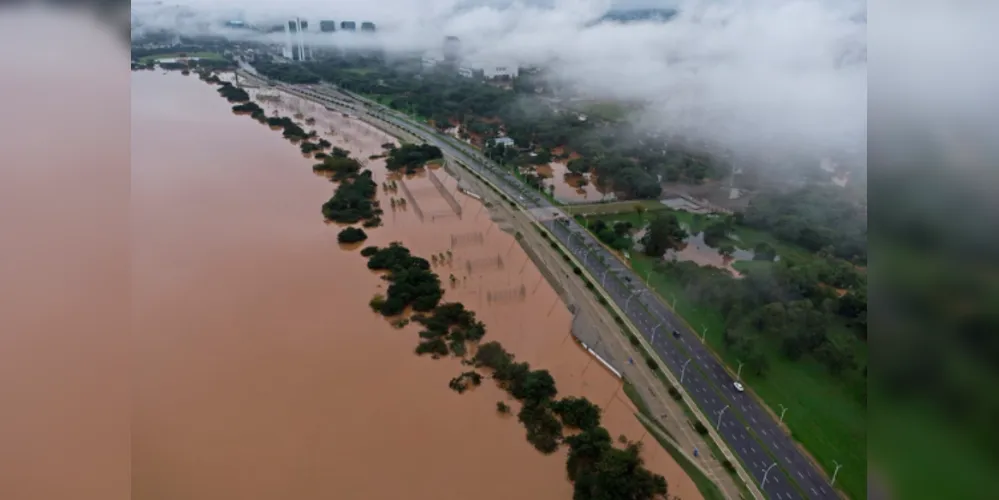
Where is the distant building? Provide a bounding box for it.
[422,54,443,68]
[224,20,246,29]
[284,18,309,61]
[443,36,461,64]
[340,21,356,31]
[360,21,376,32]
[319,20,336,33]
[457,66,475,78]
[482,65,518,79]
[493,137,516,148]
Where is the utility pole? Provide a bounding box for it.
[601,269,609,288]
[831,460,842,486]
[701,325,708,342]
[778,403,788,424]
[680,358,691,383]
[737,361,744,381]
[762,462,777,487]
[715,405,729,429]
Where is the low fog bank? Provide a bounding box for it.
[133,0,867,175]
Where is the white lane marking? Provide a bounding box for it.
[812,488,818,495]
[762,429,767,436]
[798,471,804,479]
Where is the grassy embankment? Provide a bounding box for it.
[573,204,867,500]
[623,381,739,500]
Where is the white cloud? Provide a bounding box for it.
[134,0,868,168]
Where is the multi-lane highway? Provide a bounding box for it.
[263,76,841,500]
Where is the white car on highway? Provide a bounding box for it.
[733,381,745,392]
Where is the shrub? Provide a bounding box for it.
[585,281,595,290]
[369,294,386,313]
[613,315,624,325]
[360,246,379,257]
[645,357,659,371]
[550,241,558,249]
[693,421,709,435]
[598,296,608,305]
[337,227,368,244]
[668,386,682,401]
[561,254,571,262]
[572,267,582,275]
[722,459,736,473]
[496,401,511,414]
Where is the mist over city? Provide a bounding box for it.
[132,0,868,177]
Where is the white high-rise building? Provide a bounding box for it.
[283,18,309,61]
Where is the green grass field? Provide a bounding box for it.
[585,211,867,500]
[139,51,225,64]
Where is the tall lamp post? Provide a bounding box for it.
[715,405,729,429]
[762,462,777,488]
[831,460,843,486]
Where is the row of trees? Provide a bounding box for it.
[349,238,669,499]
[250,53,728,200]
[472,341,669,499]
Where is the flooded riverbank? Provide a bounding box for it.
[131,71,698,500]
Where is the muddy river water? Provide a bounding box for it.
[131,71,698,500]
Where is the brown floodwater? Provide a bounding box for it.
[535,162,611,203]
[131,71,699,500]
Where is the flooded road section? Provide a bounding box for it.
[535,162,612,203]
[132,71,698,500]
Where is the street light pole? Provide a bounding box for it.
[762,462,777,487]
[737,361,744,381]
[601,269,609,288]
[680,358,691,383]
[778,404,788,424]
[831,460,842,486]
[701,325,708,342]
[651,321,663,344]
[715,405,729,429]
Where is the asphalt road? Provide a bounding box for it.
[277,80,840,500]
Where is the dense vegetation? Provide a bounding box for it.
[216,82,250,103]
[384,143,443,173]
[641,214,688,257]
[313,153,362,181]
[591,219,634,251]
[364,243,443,316]
[249,53,734,200]
[231,101,265,121]
[337,227,368,244]
[739,185,868,263]
[321,170,381,224]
